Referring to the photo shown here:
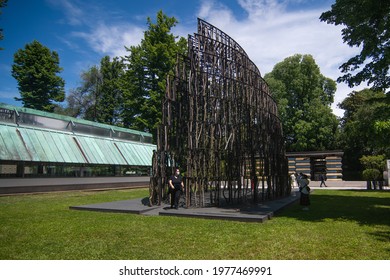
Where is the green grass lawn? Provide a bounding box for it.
[0,188,389,260]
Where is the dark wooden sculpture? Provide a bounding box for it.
[150,19,289,207]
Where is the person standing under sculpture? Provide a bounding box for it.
[169,168,184,209]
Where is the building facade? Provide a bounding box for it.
[0,103,156,178]
[287,151,344,181]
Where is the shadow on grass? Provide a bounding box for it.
[277,190,390,227]
[369,230,390,243]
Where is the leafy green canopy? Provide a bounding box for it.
[12,40,65,112]
[121,10,187,135]
[360,154,386,171]
[338,89,390,171]
[58,11,187,137]
[60,56,125,124]
[60,65,101,119]
[320,0,390,92]
[264,54,339,152]
[360,154,386,181]
[97,56,125,125]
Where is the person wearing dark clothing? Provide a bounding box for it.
[320,173,327,187]
[169,168,184,209]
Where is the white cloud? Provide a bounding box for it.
[198,0,237,27]
[47,0,84,26]
[238,0,285,19]
[50,0,144,58]
[52,0,367,117]
[71,23,144,58]
[196,0,364,117]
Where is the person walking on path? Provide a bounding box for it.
[320,173,327,187]
[298,174,311,210]
[168,168,184,209]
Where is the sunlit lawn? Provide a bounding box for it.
[0,188,389,259]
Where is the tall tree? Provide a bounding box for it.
[338,89,390,178]
[96,56,124,125]
[12,40,65,112]
[320,0,390,92]
[57,65,100,118]
[62,56,124,124]
[264,54,339,152]
[122,10,187,136]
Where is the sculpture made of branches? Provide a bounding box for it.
[150,19,290,207]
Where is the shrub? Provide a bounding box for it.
[362,168,381,181]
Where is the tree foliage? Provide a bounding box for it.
[264,54,339,152]
[339,89,390,154]
[374,119,390,146]
[360,154,386,171]
[60,56,124,125]
[338,89,390,179]
[59,11,186,137]
[95,56,124,125]
[0,0,7,50]
[360,154,386,188]
[320,0,390,92]
[121,10,187,135]
[12,40,65,112]
[58,64,101,119]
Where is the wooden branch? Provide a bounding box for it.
[149,19,290,207]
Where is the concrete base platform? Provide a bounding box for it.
[69,182,371,222]
[70,191,301,223]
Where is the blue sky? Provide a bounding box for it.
[0,0,366,116]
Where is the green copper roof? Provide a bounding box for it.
[0,123,155,166]
[0,104,156,166]
[0,103,153,143]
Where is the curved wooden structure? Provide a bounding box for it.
[150,19,289,207]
